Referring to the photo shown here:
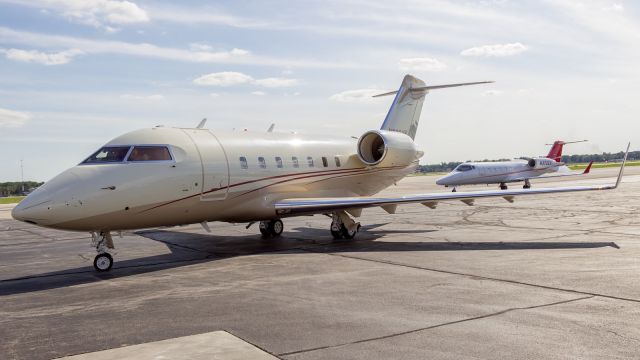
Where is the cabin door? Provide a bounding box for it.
[183,129,230,201]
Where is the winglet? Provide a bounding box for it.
[614,142,630,189]
[583,161,593,174]
[267,123,275,132]
[196,118,207,129]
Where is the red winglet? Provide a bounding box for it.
[583,161,593,174]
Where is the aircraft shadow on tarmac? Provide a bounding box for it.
[0,224,619,296]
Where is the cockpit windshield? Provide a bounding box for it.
[82,146,131,164]
[127,146,172,162]
[456,164,475,172]
[81,145,173,164]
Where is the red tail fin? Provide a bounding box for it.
[583,161,593,174]
[546,141,564,162]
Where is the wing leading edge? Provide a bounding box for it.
[275,144,628,217]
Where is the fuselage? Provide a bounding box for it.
[436,158,561,186]
[12,127,418,231]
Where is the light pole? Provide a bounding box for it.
[21,159,24,194]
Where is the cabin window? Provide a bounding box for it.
[322,157,329,167]
[127,146,172,162]
[258,157,266,169]
[275,156,283,168]
[335,156,341,167]
[239,156,248,169]
[307,156,314,167]
[83,146,131,164]
[292,156,299,168]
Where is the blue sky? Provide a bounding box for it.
[1,0,638,181]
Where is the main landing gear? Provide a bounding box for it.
[330,211,361,239]
[259,219,284,238]
[499,182,508,190]
[523,179,531,189]
[451,187,457,192]
[91,231,115,272]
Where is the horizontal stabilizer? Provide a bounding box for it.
[373,81,494,97]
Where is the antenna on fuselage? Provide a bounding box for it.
[196,118,207,129]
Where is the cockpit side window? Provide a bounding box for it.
[82,146,131,164]
[127,146,173,162]
[456,164,474,172]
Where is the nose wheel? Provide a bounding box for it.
[93,253,113,272]
[91,231,115,272]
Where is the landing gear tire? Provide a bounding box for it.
[523,179,531,189]
[270,219,283,236]
[500,183,508,190]
[259,220,283,237]
[340,223,360,239]
[452,187,457,193]
[93,253,113,272]
[330,222,342,239]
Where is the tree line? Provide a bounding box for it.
[0,182,44,197]
[417,150,640,173]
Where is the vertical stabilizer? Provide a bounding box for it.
[379,75,426,140]
[376,75,493,140]
[546,141,564,162]
[545,140,587,162]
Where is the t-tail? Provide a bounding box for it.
[545,140,588,162]
[374,75,493,140]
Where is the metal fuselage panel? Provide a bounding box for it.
[14,127,416,231]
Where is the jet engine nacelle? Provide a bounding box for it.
[357,130,417,167]
[527,158,553,169]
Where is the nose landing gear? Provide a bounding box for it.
[91,231,114,272]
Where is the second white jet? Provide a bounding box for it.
[436,141,593,191]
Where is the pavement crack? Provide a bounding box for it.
[279,296,593,357]
[307,251,640,304]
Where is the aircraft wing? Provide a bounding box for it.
[275,149,626,217]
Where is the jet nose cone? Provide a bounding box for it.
[11,194,52,224]
[436,176,449,186]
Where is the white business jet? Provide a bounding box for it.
[11,75,628,272]
[436,140,593,191]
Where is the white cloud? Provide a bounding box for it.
[230,48,249,56]
[209,93,220,98]
[461,42,528,57]
[251,91,266,96]
[398,57,446,72]
[0,27,350,68]
[329,89,382,103]
[120,94,164,101]
[193,72,254,86]
[189,42,213,52]
[194,72,298,88]
[254,77,298,87]
[0,107,30,128]
[1,48,83,65]
[8,0,149,29]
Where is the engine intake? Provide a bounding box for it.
[357,130,417,167]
